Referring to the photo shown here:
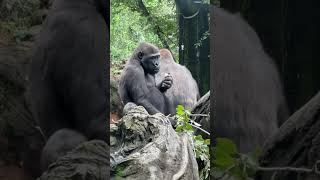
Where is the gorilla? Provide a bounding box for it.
[212,6,288,152]
[156,49,200,112]
[28,0,108,174]
[118,42,174,115]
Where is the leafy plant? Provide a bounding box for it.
[212,138,261,180]
[195,31,210,48]
[114,164,125,179]
[0,0,41,42]
[175,105,210,180]
[111,0,178,64]
[13,29,32,42]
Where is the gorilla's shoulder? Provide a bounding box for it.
[122,65,144,78]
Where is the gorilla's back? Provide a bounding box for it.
[156,53,200,111]
[212,6,288,152]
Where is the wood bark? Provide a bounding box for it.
[260,92,320,180]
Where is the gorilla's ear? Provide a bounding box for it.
[138,52,144,60]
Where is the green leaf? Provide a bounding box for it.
[176,125,183,132]
[115,164,125,177]
[230,166,248,180]
[214,147,236,168]
[176,105,184,115]
[194,135,204,141]
[245,149,261,171]
[185,123,193,130]
[216,138,238,155]
[204,139,210,145]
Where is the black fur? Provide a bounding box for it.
[119,42,173,115]
[28,0,109,175]
[212,7,288,152]
[156,49,199,113]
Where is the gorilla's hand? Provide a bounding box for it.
[159,73,173,92]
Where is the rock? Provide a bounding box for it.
[110,105,199,180]
[38,140,109,180]
[110,77,123,123]
[0,41,45,178]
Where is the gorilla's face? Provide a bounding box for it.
[134,42,161,75]
[140,53,160,75]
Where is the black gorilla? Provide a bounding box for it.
[156,49,199,112]
[119,42,173,115]
[212,7,288,152]
[28,0,108,174]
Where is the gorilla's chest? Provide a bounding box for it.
[145,74,156,88]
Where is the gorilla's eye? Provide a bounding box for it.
[138,52,144,60]
[150,55,160,60]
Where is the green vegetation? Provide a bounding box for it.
[0,0,41,42]
[212,138,260,180]
[174,105,262,180]
[175,105,210,180]
[111,0,178,75]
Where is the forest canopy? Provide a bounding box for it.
[110,0,178,66]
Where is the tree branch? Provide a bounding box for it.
[135,0,172,52]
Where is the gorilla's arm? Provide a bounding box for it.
[45,11,108,143]
[72,17,108,142]
[126,68,161,114]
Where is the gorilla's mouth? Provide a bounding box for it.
[153,68,160,73]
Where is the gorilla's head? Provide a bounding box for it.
[51,0,109,26]
[159,49,175,63]
[134,42,161,75]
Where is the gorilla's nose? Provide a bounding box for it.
[154,62,159,67]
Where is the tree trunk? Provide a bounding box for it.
[135,0,171,52]
[175,0,210,95]
[260,91,320,180]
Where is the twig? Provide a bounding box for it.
[258,166,312,173]
[189,113,210,117]
[189,123,210,136]
[258,160,320,175]
[35,126,47,141]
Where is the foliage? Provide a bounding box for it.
[114,164,125,179]
[0,0,41,42]
[175,105,210,180]
[212,0,220,6]
[173,104,260,180]
[111,59,126,76]
[212,138,261,180]
[110,0,178,67]
[195,30,210,48]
